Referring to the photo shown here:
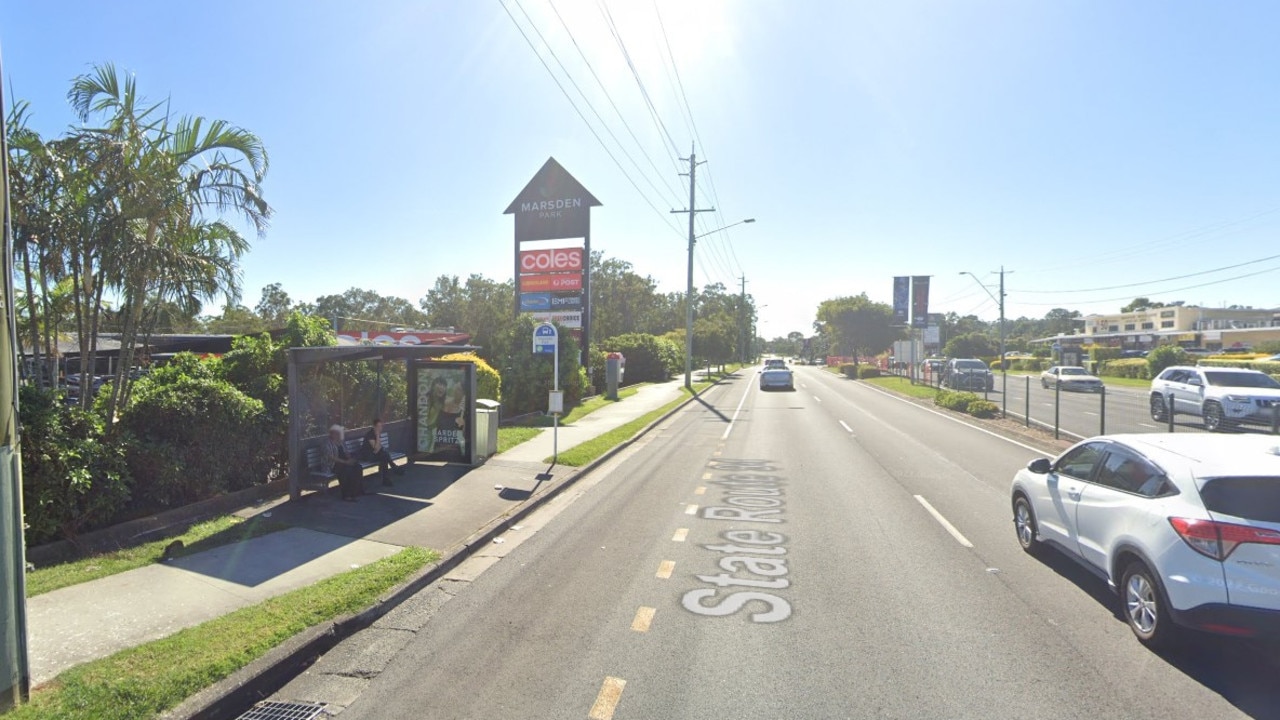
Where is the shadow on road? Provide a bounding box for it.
[1034,549,1280,719]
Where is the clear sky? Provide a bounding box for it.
[5,1,1280,339]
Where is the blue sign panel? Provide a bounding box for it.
[520,292,552,312]
[533,322,558,354]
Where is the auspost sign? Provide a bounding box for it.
[520,273,582,292]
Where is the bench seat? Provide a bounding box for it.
[304,432,408,492]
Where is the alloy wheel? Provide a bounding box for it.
[1125,573,1159,636]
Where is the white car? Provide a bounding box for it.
[1011,433,1280,648]
[1149,365,1280,431]
[1040,365,1104,392]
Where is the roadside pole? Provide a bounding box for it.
[533,323,562,464]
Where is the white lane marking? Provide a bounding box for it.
[814,395,823,403]
[1082,411,1098,416]
[801,383,808,388]
[1137,422,1158,429]
[722,378,754,440]
[839,420,854,434]
[914,495,974,548]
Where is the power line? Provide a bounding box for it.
[499,0,685,240]
[545,0,685,207]
[1016,263,1280,306]
[1011,251,1280,294]
[596,0,681,158]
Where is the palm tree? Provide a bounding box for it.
[66,63,271,417]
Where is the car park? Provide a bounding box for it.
[942,358,994,391]
[759,367,794,391]
[1011,433,1280,647]
[1040,365,1104,392]
[1149,365,1280,431]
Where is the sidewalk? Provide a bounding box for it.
[25,379,690,686]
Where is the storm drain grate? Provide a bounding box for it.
[236,700,328,720]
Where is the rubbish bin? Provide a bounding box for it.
[474,399,501,461]
[606,353,625,400]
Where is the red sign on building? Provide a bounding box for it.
[520,273,583,292]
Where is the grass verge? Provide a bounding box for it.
[863,375,941,401]
[548,368,740,466]
[26,515,289,597]
[8,546,435,720]
[495,386,647,453]
[496,426,542,454]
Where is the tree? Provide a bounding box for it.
[693,313,737,369]
[944,332,997,358]
[314,287,429,331]
[814,294,903,360]
[255,282,294,327]
[1043,308,1082,337]
[1120,297,1166,313]
[203,304,268,335]
[418,274,514,361]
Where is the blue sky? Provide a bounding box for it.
[5,1,1280,338]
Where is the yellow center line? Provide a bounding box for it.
[672,528,689,542]
[589,676,627,720]
[655,560,675,579]
[684,504,699,515]
[694,486,706,495]
[631,606,656,632]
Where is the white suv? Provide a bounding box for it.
[1011,434,1280,647]
[1149,365,1280,431]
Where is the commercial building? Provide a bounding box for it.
[1038,305,1280,352]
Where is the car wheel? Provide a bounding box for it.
[1120,561,1177,649]
[1203,402,1226,432]
[1012,495,1041,554]
[1041,379,1048,389]
[1149,394,1168,422]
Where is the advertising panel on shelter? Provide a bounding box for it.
[412,362,476,464]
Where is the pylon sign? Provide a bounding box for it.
[505,158,600,365]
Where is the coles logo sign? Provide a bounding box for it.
[520,247,583,273]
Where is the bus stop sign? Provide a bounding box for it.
[533,323,557,354]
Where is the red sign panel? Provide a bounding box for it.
[520,273,582,292]
[519,247,584,274]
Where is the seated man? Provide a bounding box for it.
[323,425,363,501]
[361,418,405,487]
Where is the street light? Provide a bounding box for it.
[684,218,756,389]
[960,268,1009,413]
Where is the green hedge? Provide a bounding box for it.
[857,366,881,379]
[936,389,979,412]
[1011,359,1047,372]
[597,333,680,384]
[1198,358,1280,374]
[839,363,858,378]
[1089,347,1124,363]
[967,400,1000,418]
[1099,358,1150,379]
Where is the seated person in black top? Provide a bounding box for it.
[323,425,363,501]
[361,418,405,487]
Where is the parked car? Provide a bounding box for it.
[920,358,945,379]
[1149,365,1280,431]
[1011,433,1280,647]
[759,367,794,391]
[1040,366,1104,392]
[943,358,994,391]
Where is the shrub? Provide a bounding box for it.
[966,400,1000,418]
[857,366,880,379]
[598,333,680,383]
[839,363,858,378]
[1013,359,1046,372]
[935,390,979,412]
[119,367,275,511]
[1146,345,1188,376]
[435,352,502,403]
[499,315,588,416]
[1099,358,1150,379]
[1089,347,1123,363]
[19,386,131,546]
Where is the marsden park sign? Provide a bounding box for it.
[505,157,601,365]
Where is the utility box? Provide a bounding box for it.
[474,399,501,461]
[605,353,625,400]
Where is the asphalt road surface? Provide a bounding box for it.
[326,365,1280,719]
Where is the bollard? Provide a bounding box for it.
[1167,394,1175,433]
[1025,376,1031,428]
[1001,372,1007,419]
[1273,403,1279,435]
[1054,378,1061,440]
[1100,386,1106,436]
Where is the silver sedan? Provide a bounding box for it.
[1040,365,1104,392]
[760,368,795,391]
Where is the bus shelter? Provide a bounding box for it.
[286,344,480,501]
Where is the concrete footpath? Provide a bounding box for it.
[25,378,694,689]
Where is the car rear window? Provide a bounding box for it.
[955,360,987,370]
[1199,477,1280,523]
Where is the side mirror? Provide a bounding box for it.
[1027,458,1052,474]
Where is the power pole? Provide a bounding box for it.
[738,275,747,364]
[671,144,714,390]
[997,265,1007,418]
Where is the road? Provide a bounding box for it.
[304,365,1280,719]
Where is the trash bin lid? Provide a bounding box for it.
[475,399,501,410]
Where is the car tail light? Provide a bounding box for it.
[1169,517,1280,560]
